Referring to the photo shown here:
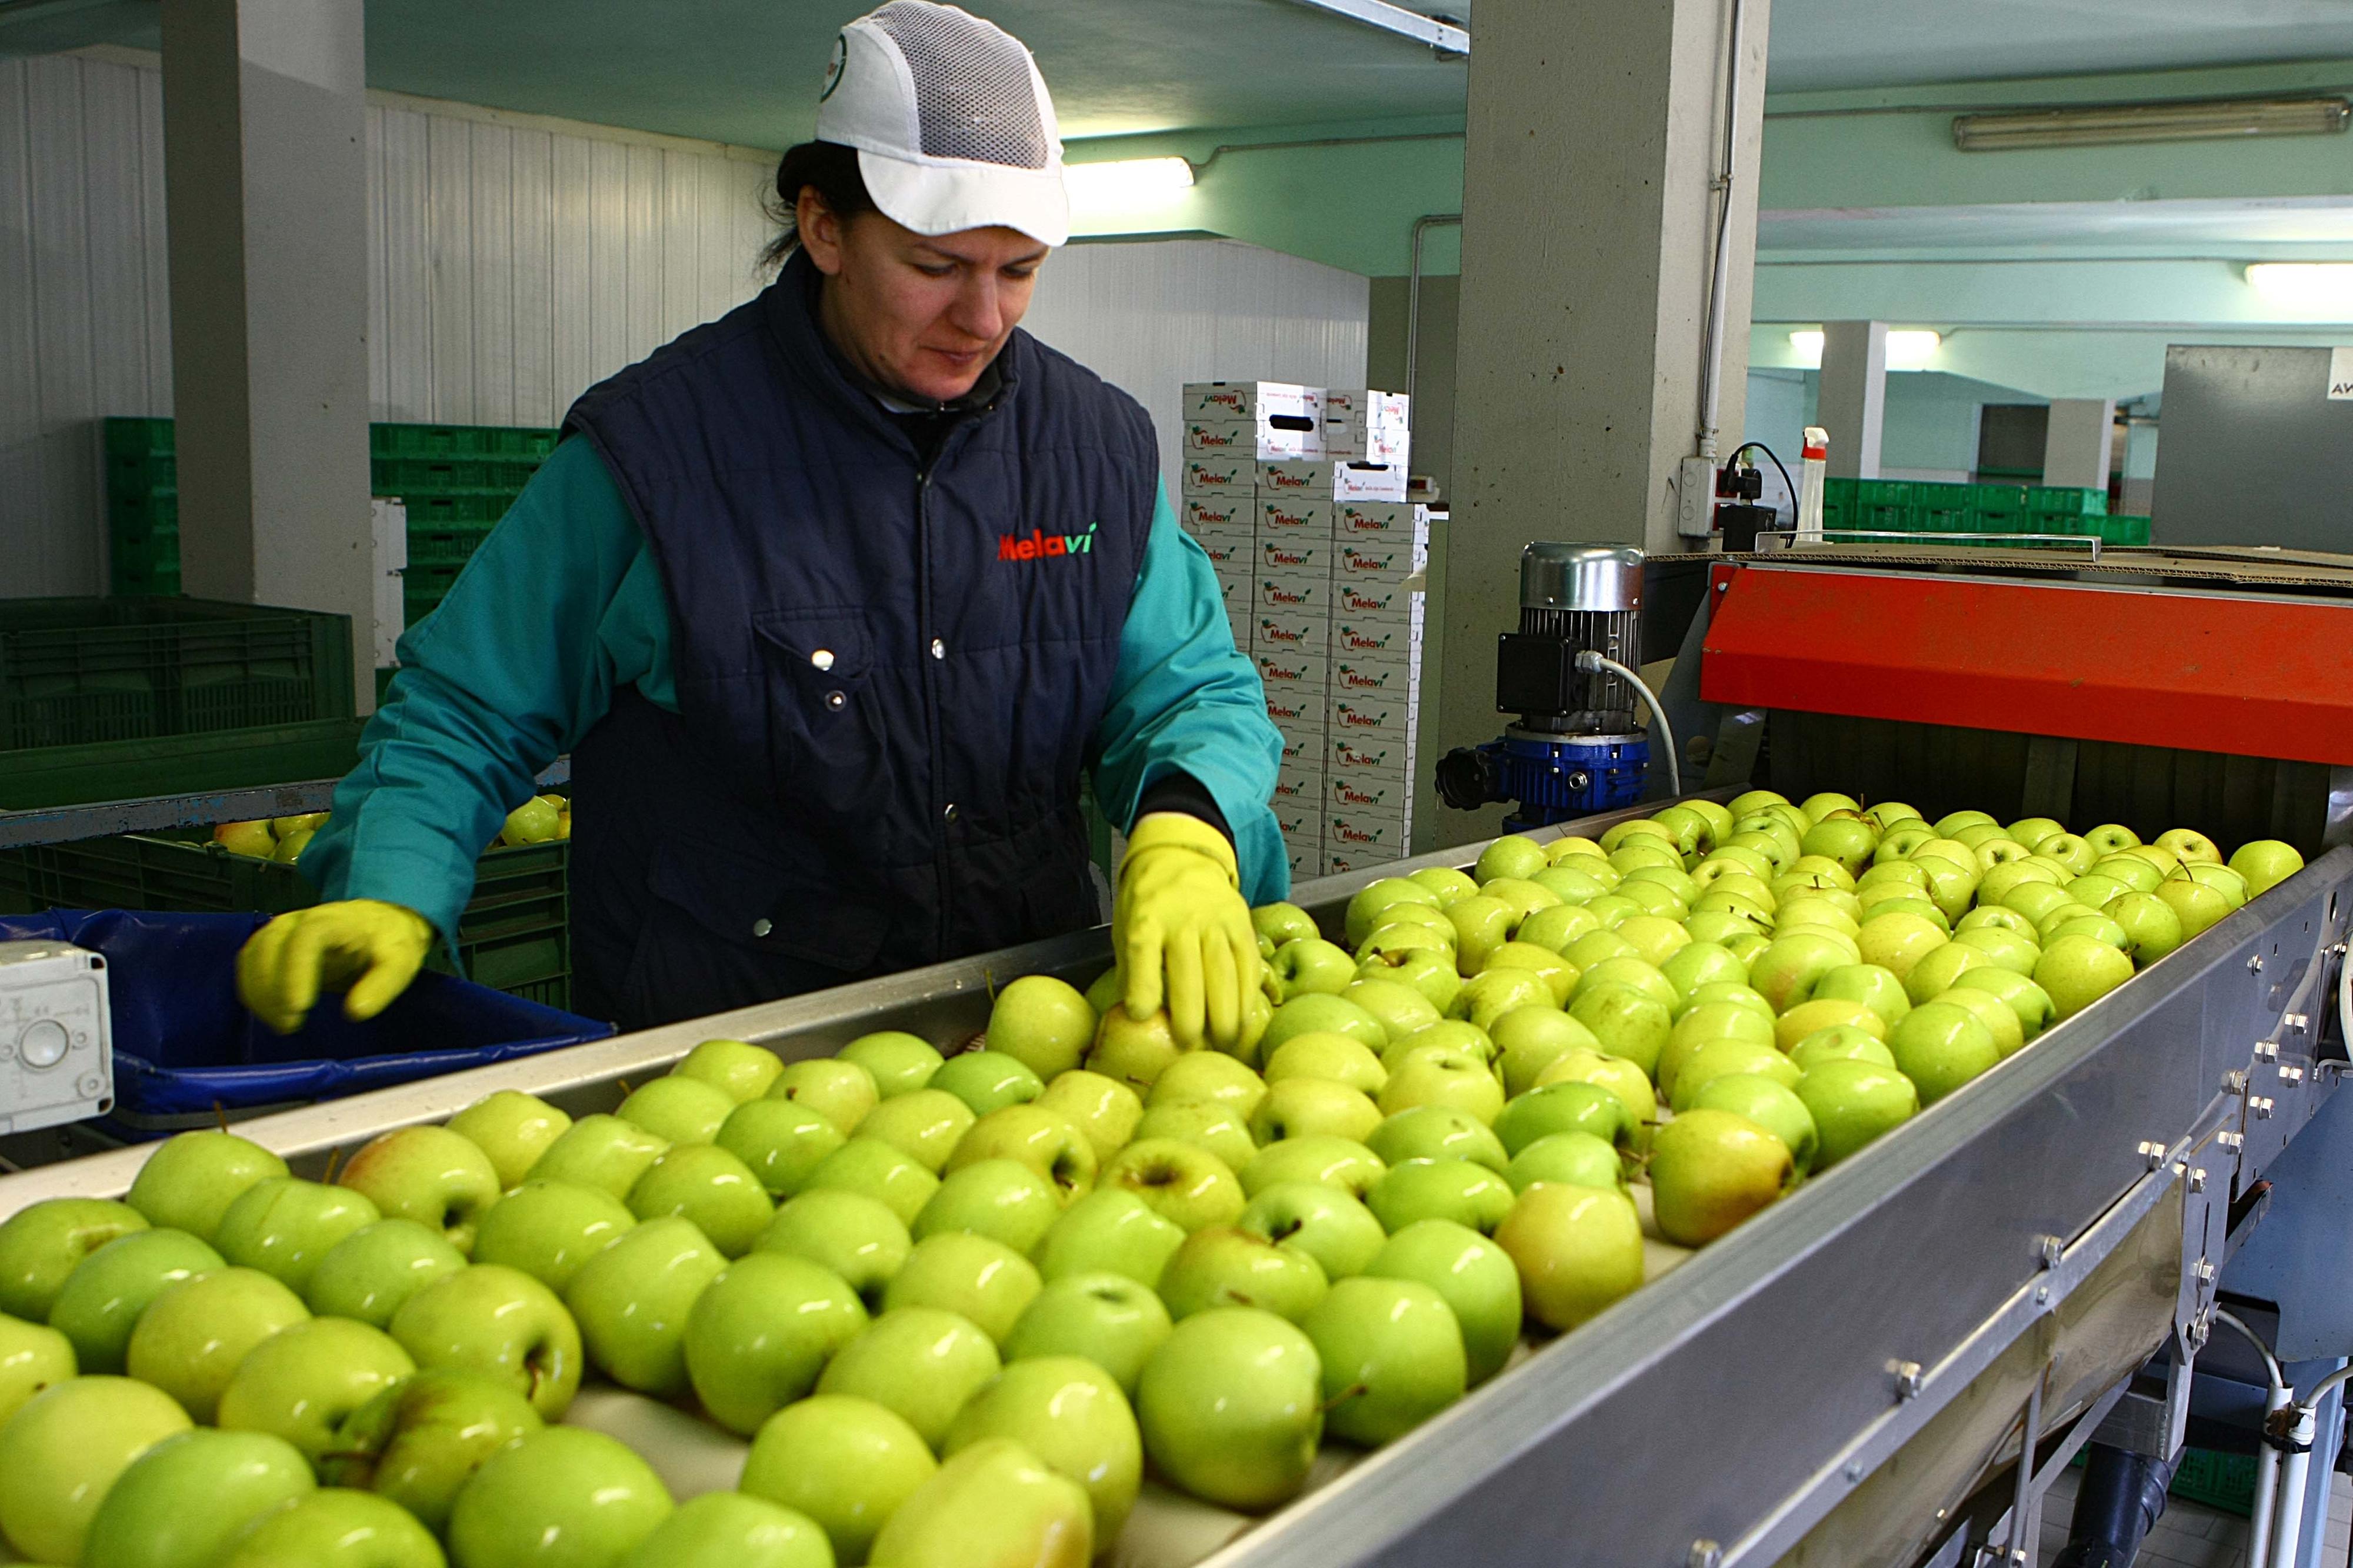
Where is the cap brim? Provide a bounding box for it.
[858,148,1070,248]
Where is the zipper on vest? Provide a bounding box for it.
[916,466,948,960]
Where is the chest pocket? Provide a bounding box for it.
[753,606,889,812]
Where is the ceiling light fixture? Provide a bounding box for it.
[1275,0,1468,57]
[1063,157,1197,217]
[1953,96,2349,152]
[2245,262,2353,316]
[1786,329,1941,371]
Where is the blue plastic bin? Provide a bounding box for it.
[0,910,613,1132]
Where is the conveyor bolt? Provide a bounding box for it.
[2219,1131,2245,1150]
[2222,1072,2248,1095]
[2248,955,2264,973]
[2284,1012,2309,1033]
[2254,1042,2278,1062]
[1892,1361,1924,1400]
[2037,1235,2062,1268]
[1688,1543,1722,1568]
[2137,1140,2168,1169]
[2188,1167,2207,1193]
[2252,1096,2276,1119]
[2281,1065,2306,1084]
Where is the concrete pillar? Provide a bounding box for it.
[1430,0,1768,846]
[2042,397,2117,491]
[162,0,374,712]
[1817,321,1888,480]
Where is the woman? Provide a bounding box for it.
[239,0,1285,1045]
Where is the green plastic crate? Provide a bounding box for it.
[2099,514,2151,546]
[108,491,178,534]
[0,599,354,750]
[402,492,518,526]
[2167,1449,2257,1517]
[109,532,180,574]
[369,423,559,461]
[109,565,182,599]
[103,417,175,457]
[107,449,176,493]
[2027,485,2107,517]
[5,832,571,1008]
[408,528,497,568]
[0,717,365,810]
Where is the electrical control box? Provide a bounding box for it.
[0,941,111,1134]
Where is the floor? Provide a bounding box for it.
[2034,1464,2353,1567]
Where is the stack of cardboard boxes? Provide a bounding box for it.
[1176,381,1425,882]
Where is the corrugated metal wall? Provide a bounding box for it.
[2,50,1368,597]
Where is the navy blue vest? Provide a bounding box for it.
[562,257,1156,1029]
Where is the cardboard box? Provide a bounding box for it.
[1322,388,1410,426]
[1329,694,1416,745]
[1185,420,1321,461]
[1258,460,1409,502]
[1331,660,1418,700]
[1180,454,1255,495]
[1335,539,1426,581]
[1258,536,1328,577]
[1327,733,1407,774]
[1332,501,1426,545]
[1254,572,1329,616]
[1257,496,1332,536]
[1184,381,1322,422]
[1332,577,1422,622]
[1182,496,1252,533]
[1253,648,1327,690]
[1276,728,1317,771]
[1253,611,1328,664]
[1331,616,1422,666]
[1325,810,1412,865]
[1327,772,1412,819]
[1262,688,1320,732]
[1188,529,1254,575]
[1321,427,1411,466]
[1272,765,1324,809]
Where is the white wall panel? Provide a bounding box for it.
[2,53,1368,596]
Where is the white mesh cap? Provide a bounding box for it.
[815,1,1070,246]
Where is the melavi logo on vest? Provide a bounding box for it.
[998,522,1099,563]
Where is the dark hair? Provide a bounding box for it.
[761,141,876,271]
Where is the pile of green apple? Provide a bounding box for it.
[209,812,330,866]
[0,795,2302,1568]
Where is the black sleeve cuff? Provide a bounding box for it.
[1135,769,1233,846]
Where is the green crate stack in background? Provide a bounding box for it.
[1814,478,2137,546]
[102,418,559,623]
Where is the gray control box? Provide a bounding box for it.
[0,941,111,1133]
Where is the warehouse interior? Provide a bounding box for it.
[1,2,2351,1566]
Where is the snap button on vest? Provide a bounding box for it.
[753,918,773,937]
[825,691,846,710]
[944,803,958,821]
[811,649,835,670]
[929,638,945,659]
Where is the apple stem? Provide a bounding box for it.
[1319,1383,1369,1414]
[321,1146,344,1184]
[212,1100,230,1133]
[984,967,999,1003]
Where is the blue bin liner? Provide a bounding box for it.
[0,910,612,1119]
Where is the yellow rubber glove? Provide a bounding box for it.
[236,899,435,1036]
[1114,812,1262,1054]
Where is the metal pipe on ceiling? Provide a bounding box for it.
[1407,211,1461,408]
[1274,0,1468,56]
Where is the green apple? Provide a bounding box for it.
[1795,1060,1920,1167]
[1099,1139,1245,1232]
[1516,900,1602,952]
[1262,993,1387,1057]
[2082,822,2141,855]
[767,1057,881,1135]
[816,1305,1001,1446]
[757,1189,910,1309]
[672,1039,786,1105]
[2155,876,2232,942]
[306,1220,468,1336]
[2185,862,2249,908]
[1255,1076,1384,1143]
[2035,833,2098,876]
[217,1316,414,1461]
[1409,866,1483,905]
[1789,1025,1897,1074]
[1505,1131,1625,1195]
[125,1133,286,1242]
[1132,1100,1258,1173]
[1688,1074,1819,1173]
[627,1143,773,1257]
[1084,1009,1183,1092]
[564,1216,725,1396]
[2003,882,2081,926]
[2091,855,2163,895]
[1367,1219,1520,1385]
[215,1178,382,1296]
[1488,941,1581,1003]
[81,1426,314,1568]
[1492,1009,1602,1097]
[1136,1306,1321,1510]
[391,1263,580,1419]
[1441,896,1517,975]
[1265,1031,1388,1094]
[2050,912,2131,952]
[0,1313,72,1426]
[2032,902,2102,942]
[946,1105,1097,1201]
[122,1265,305,1423]
[1238,1181,1385,1281]
[866,1434,1091,1567]
[1239,1135,1385,1200]
[1147,1052,1268,1118]
[1800,818,1877,877]
[1358,948,1464,1013]
[1255,899,1324,946]
[683,1251,866,1436]
[2228,839,2305,897]
[802,1137,943,1225]
[1670,1041,1799,1109]
[0,1198,149,1321]
[618,1074,738,1145]
[846,1086,974,1177]
[1957,903,2038,938]
[0,1374,191,1564]
[1772,997,1884,1053]
[944,1356,1140,1540]
[1657,1003,1777,1097]
[1004,1272,1172,1398]
[2034,932,2137,1020]
[1452,968,1556,1033]
[47,1226,220,1374]
[1478,834,1555,882]
[1859,801,1922,832]
[1299,1276,1466,1450]
[1383,1020,1497,1072]
[1952,925,2042,977]
[1947,966,2057,1042]
[1345,878,1441,947]
[614,1490,833,1568]
[1366,1105,1509,1172]
[1158,1225,1329,1321]
[1035,1070,1142,1163]
[442,1092,574,1193]
[1937,984,2028,1060]
[1269,937,1360,1002]
[1742,933,1851,1013]
[1649,1109,1796,1246]
[839,1030,946,1099]
[1494,1081,1631,1156]
[718,1095,852,1194]
[1085,966,1123,1015]
[1566,984,1674,1077]
[1494,1180,1645,1328]
[986,975,1098,1080]
[1532,1050,1659,1136]
[1902,939,1992,1005]
[1367,1159,1515,1233]
[883,1232,1042,1344]
[1656,940,1748,1003]
[1855,912,1949,985]
[529,1114,671,1200]
[1357,919,1457,969]
[1680,909,1762,949]
[915,1158,1061,1253]
[739,1394,936,1564]
[1887,1000,1999,1104]
[446,1427,672,1568]
[1029,1188,1185,1288]
[321,1369,542,1532]
[216,1487,442,1568]
[933,1051,1048,1120]
[1342,979,1443,1044]
[468,1182,633,1296]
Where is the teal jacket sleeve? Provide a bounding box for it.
[300,438,675,946]
[1092,483,1289,903]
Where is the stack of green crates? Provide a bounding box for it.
[1819,478,2147,547]
[102,418,560,622]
